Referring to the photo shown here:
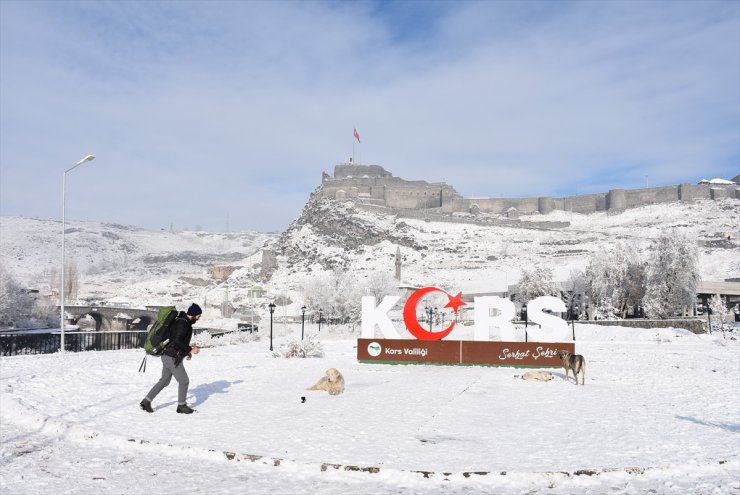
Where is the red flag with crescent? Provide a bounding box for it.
[353,128,361,143]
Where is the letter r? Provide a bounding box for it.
[473,296,516,341]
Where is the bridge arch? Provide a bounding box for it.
[61,306,161,332]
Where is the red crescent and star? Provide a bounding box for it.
[402,287,467,341]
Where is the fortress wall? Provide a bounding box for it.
[557,193,606,214]
[386,187,443,209]
[538,197,555,214]
[606,189,627,210]
[334,164,392,179]
[679,183,709,201]
[441,198,468,214]
[324,164,739,216]
[441,187,463,204]
[442,197,542,215]
[623,185,679,208]
[508,198,541,213]
[710,187,735,200]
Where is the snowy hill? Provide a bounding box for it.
[1,196,738,322]
[0,217,274,311]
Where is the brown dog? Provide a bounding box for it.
[557,350,586,385]
[307,368,345,395]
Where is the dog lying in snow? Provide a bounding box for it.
[307,368,345,395]
[520,371,554,381]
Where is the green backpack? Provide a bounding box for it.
[139,306,178,372]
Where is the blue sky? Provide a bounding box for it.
[1,0,738,232]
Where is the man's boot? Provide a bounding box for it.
[176,404,195,414]
[140,398,153,413]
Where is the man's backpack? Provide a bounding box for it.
[139,306,178,372]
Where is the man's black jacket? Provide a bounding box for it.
[163,311,194,361]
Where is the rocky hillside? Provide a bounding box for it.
[275,192,424,271]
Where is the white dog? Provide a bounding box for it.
[520,371,554,382]
[307,368,345,395]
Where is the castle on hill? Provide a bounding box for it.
[317,163,739,217]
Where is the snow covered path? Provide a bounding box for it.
[1,326,739,494]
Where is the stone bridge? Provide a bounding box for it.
[61,305,165,332]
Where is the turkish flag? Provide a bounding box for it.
[354,128,360,143]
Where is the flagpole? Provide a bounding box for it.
[352,128,355,163]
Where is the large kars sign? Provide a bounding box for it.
[358,286,574,367]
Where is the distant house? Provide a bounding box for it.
[247,285,266,298]
[210,266,237,280]
[699,178,736,185]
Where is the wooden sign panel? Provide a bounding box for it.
[357,339,575,367]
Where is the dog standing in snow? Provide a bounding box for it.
[557,350,586,385]
[307,368,345,395]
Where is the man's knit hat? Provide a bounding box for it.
[187,303,203,317]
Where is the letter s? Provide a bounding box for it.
[526,296,571,342]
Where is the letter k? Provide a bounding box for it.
[361,295,401,339]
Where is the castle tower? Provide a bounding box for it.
[395,246,402,281]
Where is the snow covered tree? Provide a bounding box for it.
[709,294,730,327]
[515,264,558,306]
[584,242,645,319]
[643,230,699,319]
[0,263,55,328]
[304,270,399,324]
[363,271,398,303]
[0,264,27,327]
[561,269,587,320]
[303,269,364,323]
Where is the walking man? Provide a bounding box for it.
[140,303,202,414]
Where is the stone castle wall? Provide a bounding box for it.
[318,163,739,217]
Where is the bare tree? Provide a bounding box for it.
[64,260,79,302]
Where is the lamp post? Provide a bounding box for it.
[268,303,276,351]
[522,306,528,342]
[301,305,306,340]
[705,302,712,335]
[572,303,578,340]
[61,154,95,353]
[425,305,435,332]
[318,308,323,332]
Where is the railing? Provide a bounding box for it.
[0,331,146,356]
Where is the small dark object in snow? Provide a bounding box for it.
[301,396,306,403]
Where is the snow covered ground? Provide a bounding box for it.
[2,324,738,494]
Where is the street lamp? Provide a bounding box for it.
[268,303,276,351]
[705,302,712,335]
[301,305,306,340]
[318,308,323,332]
[61,154,95,353]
